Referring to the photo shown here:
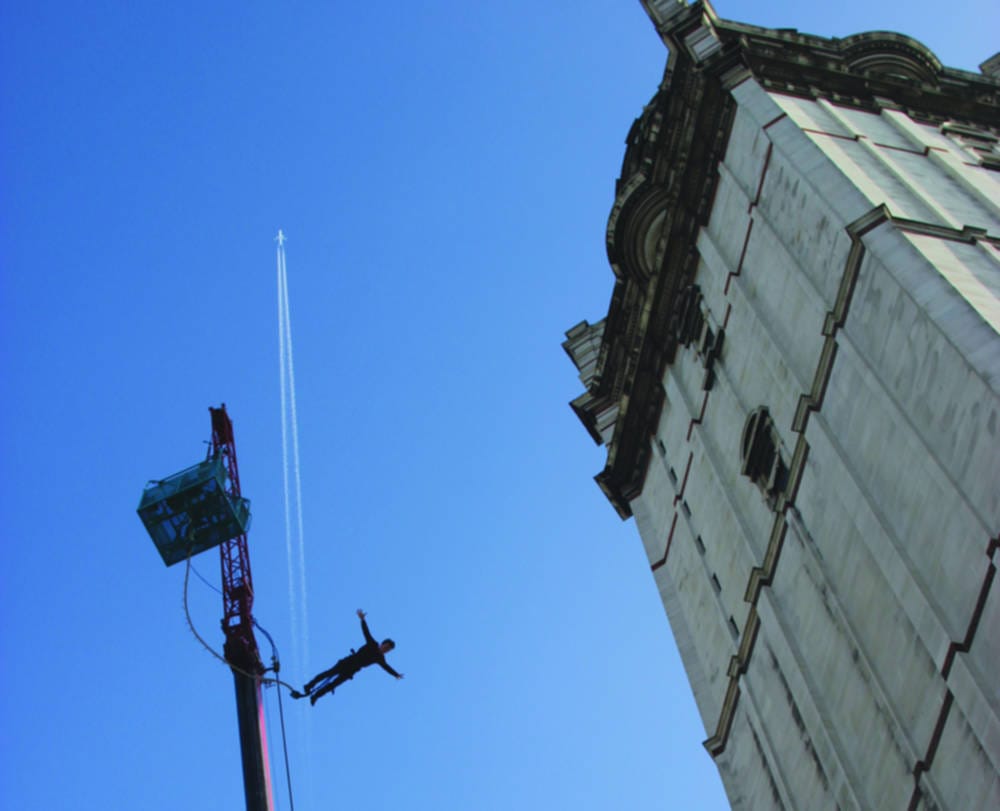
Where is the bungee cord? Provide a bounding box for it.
[181,547,297,693]
[182,547,298,809]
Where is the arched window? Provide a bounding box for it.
[740,407,787,498]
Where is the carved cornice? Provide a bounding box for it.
[735,31,999,124]
[575,0,1000,519]
[653,3,1000,121]
[582,18,734,518]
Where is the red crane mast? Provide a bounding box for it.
[210,405,275,811]
[211,405,261,669]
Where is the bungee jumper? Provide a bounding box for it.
[292,609,403,705]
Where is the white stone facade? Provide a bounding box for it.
[627,79,1000,809]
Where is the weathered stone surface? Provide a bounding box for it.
[567,3,999,808]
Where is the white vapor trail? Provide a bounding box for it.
[276,238,300,677]
[277,229,317,809]
[276,232,310,680]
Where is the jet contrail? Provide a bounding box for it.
[277,230,316,807]
[281,241,310,675]
[276,231,310,680]
[276,232,300,677]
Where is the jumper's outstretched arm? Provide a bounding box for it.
[357,608,376,644]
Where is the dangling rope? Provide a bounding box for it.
[183,549,299,810]
[181,547,297,692]
[189,559,222,595]
[273,682,295,811]
[254,620,297,811]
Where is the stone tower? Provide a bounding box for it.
[565,2,1000,808]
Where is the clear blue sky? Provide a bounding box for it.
[1,2,995,809]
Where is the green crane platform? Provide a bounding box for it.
[137,455,251,566]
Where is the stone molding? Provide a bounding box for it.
[570,0,1000,520]
[703,205,881,757]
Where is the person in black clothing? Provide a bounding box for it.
[291,609,403,705]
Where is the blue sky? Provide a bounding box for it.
[1,2,996,809]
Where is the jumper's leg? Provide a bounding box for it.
[309,673,353,705]
[304,661,344,694]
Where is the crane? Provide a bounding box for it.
[138,404,275,811]
[211,404,275,811]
